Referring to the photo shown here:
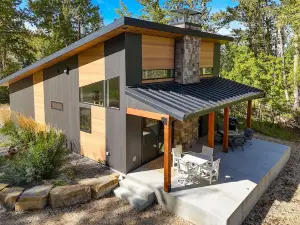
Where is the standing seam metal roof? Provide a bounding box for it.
[125,77,264,121]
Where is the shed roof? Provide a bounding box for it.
[0,17,233,87]
[126,77,264,121]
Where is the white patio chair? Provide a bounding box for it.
[172,145,182,169]
[201,145,214,161]
[177,158,199,186]
[200,158,221,185]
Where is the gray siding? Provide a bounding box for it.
[43,56,80,153]
[104,33,127,173]
[9,75,35,118]
[213,43,221,76]
[125,33,142,86]
[125,95,163,114]
[126,115,142,172]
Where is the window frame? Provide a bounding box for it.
[79,107,92,133]
[142,69,174,81]
[200,67,214,76]
[79,80,105,107]
[106,76,120,110]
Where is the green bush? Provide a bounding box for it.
[0,112,69,185]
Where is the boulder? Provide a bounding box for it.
[0,183,9,191]
[49,184,91,208]
[0,187,24,210]
[78,174,119,199]
[15,185,53,212]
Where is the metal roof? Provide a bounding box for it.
[126,77,264,121]
[0,17,233,87]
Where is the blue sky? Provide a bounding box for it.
[95,0,238,24]
[94,0,241,34]
[21,0,242,35]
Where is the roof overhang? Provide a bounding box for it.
[0,17,233,87]
[126,77,265,121]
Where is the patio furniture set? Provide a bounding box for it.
[172,145,220,186]
[217,117,254,151]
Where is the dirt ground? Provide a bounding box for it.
[1,134,300,225]
[0,194,188,225]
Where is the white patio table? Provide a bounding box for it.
[182,152,210,166]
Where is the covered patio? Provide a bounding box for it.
[126,77,265,193]
[126,138,290,225]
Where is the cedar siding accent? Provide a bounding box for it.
[33,71,45,124]
[78,43,106,162]
[80,106,106,161]
[142,35,175,70]
[200,41,214,68]
[78,43,105,87]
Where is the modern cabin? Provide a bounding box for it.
[0,17,265,193]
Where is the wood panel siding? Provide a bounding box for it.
[33,71,45,124]
[142,35,175,70]
[80,106,106,162]
[200,41,214,68]
[78,43,105,87]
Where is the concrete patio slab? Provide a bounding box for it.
[127,138,290,225]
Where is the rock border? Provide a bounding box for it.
[0,173,119,212]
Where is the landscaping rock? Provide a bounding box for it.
[0,187,24,210]
[0,183,9,191]
[49,184,91,208]
[78,174,119,199]
[15,185,53,212]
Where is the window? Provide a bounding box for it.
[79,81,105,106]
[200,67,213,76]
[51,101,63,111]
[80,107,91,133]
[142,69,174,80]
[107,77,120,109]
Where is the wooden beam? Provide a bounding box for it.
[163,118,172,193]
[208,112,215,148]
[246,100,252,128]
[126,107,167,121]
[223,107,229,153]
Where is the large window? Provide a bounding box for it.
[80,107,91,133]
[200,67,213,76]
[107,77,120,109]
[79,81,105,106]
[142,69,174,80]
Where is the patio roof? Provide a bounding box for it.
[125,77,265,121]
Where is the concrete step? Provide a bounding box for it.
[114,187,153,211]
[119,179,155,203]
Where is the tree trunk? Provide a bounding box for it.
[293,34,299,111]
[278,27,290,105]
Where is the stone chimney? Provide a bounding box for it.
[171,9,203,84]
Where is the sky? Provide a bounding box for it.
[94,0,241,35]
[21,0,242,35]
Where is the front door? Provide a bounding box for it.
[199,114,209,138]
[142,118,163,164]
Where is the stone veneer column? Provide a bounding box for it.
[173,116,199,150]
[175,35,201,84]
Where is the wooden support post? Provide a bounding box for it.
[163,117,172,193]
[208,112,215,148]
[223,107,229,153]
[247,100,252,128]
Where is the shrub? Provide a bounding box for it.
[0,110,69,185]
